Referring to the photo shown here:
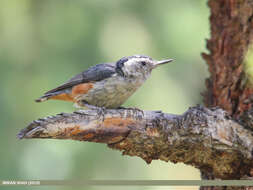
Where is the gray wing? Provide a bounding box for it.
[45,63,116,94]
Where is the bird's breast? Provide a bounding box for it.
[78,75,145,108]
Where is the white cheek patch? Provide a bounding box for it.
[123,58,151,74]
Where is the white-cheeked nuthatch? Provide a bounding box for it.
[36,55,173,109]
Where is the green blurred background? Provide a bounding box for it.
[0,0,210,189]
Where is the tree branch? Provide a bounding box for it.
[18,106,253,179]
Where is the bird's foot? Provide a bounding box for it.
[78,100,106,120]
[117,106,143,114]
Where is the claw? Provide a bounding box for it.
[97,107,106,121]
[117,106,144,115]
[77,100,106,120]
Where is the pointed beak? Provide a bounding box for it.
[153,59,173,68]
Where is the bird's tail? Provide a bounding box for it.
[35,94,52,102]
[35,90,73,102]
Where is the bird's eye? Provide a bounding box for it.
[141,61,147,66]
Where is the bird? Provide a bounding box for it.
[35,55,173,109]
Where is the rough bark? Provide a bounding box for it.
[202,0,253,118]
[18,106,253,180]
[200,0,253,189]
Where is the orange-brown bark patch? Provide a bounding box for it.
[72,83,93,96]
[83,133,94,139]
[103,117,135,128]
[70,126,82,135]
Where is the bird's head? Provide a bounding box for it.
[116,55,173,79]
